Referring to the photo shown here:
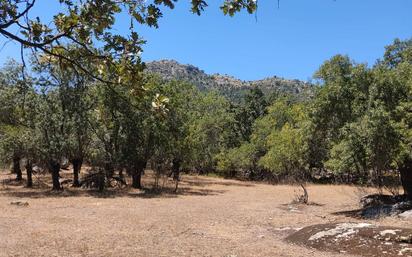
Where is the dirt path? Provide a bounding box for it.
[1,171,411,257]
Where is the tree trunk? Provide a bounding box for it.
[131,172,141,189]
[172,159,181,193]
[25,160,33,188]
[104,161,114,179]
[13,156,22,181]
[400,159,412,200]
[71,158,83,187]
[132,161,146,189]
[299,184,309,204]
[97,170,105,192]
[49,160,61,191]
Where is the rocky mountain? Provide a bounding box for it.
[145,60,315,102]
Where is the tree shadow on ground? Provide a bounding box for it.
[0,182,227,199]
[332,206,397,219]
[0,171,237,199]
[1,177,26,186]
[332,194,411,219]
[0,187,228,199]
[182,176,255,188]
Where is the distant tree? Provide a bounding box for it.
[63,82,94,187]
[155,80,199,191]
[308,55,371,171]
[382,39,412,198]
[188,91,238,172]
[34,89,68,190]
[88,83,125,189]
[117,78,156,189]
[258,102,309,180]
[217,98,308,180]
[325,105,400,185]
[324,122,368,182]
[0,60,36,184]
[216,142,258,178]
[36,52,95,187]
[311,39,412,196]
[382,38,412,68]
[235,87,268,141]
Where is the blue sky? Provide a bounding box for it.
[0,0,411,81]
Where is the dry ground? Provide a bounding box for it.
[0,170,411,257]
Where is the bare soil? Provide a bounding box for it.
[1,169,411,257]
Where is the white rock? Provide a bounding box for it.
[398,248,412,256]
[399,210,412,219]
[309,223,373,241]
[380,229,401,236]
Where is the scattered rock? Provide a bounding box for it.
[33,165,43,173]
[271,226,302,237]
[380,229,401,236]
[191,231,205,237]
[399,210,412,219]
[399,235,412,244]
[10,201,29,207]
[274,227,293,231]
[399,248,412,256]
[61,157,70,169]
[286,205,302,213]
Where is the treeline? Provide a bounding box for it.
[0,59,237,191]
[218,38,412,199]
[1,39,412,198]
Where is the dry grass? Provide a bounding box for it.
[0,169,410,257]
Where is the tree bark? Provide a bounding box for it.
[25,160,33,188]
[71,158,83,187]
[13,156,22,181]
[131,172,141,189]
[400,159,412,200]
[97,170,105,192]
[172,159,181,193]
[49,159,61,191]
[104,161,114,179]
[131,161,146,189]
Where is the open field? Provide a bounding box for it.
[1,170,411,257]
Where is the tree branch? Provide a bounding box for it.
[0,0,36,29]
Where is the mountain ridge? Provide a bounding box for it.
[145,59,315,101]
